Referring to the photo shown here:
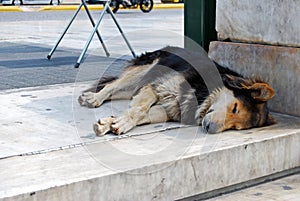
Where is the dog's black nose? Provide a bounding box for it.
[202,118,210,133]
[205,123,210,132]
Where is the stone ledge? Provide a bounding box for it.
[209,41,300,117]
[206,173,300,201]
[1,83,299,200]
[1,117,300,200]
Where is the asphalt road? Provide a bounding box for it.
[0,9,183,90]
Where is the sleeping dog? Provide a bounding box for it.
[78,46,275,136]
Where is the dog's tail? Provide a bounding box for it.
[83,76,117,93]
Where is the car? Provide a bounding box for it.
[0,0,60,5]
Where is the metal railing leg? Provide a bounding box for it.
[74,1,110,68]
[107,6,136,58]
[82,0,110,57]
[47,2,83,60]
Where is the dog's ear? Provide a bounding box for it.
[224,74,275,102]
[224,74,253,89]
[241,82,275,102]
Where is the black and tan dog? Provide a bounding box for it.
[78,46,275,136]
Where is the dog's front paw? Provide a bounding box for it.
[111,115,135,135]
[78,92,103,108]
[93,116,115,136]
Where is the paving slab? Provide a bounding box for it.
[207,173,300,201]
[0,83,300,200]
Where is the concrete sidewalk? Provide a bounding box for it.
[0,9,184,89]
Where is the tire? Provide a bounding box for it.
[50,0,60,5]
[12,0,23,5]
[139,0,153,13]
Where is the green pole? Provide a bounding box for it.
[184,0,217,52]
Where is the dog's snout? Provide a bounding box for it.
[202,118,219,134]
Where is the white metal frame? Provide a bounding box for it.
[47,0,136,68]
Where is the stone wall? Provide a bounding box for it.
[209,0,300,116]
[216,0,300,47]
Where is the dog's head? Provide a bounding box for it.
[197,75,275,134]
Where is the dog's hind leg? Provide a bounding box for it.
[112,105,169,135]
[93,85,169,136]
[93,105,168,136]
[111,85,159,134]
[93,116,116,137]
[114,85,169,135]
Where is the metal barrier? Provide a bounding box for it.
[47,0,136,68]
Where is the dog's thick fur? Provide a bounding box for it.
[79,46,275,135]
